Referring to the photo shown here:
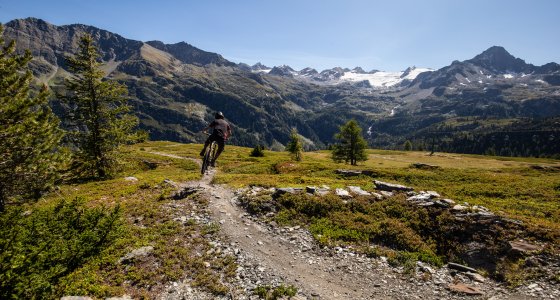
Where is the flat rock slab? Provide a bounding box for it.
[335,169,363,176]
[448,262,478,273]
[452,204,469,212]
[273,187,304,197]
[335,188,352,198]
[509,240,543,253]
[347,186,371,196]
[306,186,330,196]
[118,246,154,264]
[373,180,414,192]
[447,283,484,295]
[105,296,133,300]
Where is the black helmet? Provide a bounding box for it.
[215,111,224,119]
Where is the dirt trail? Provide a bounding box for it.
[148,150,545,300]
[201,173,382,299]
[198,169,383,299]
[148,151,201,166]
[195,169,503,300]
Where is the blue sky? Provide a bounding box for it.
[1,0,559,71]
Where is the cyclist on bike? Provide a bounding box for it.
[200,111,232,167]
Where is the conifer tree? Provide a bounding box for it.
[404,140,413,151]
[0,24,67,211]
[286,128,303,161]
[331,120,368,165]
[62,34,139,178]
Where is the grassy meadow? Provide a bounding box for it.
[2,141,558,298]
[141,141,560,230]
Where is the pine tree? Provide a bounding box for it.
[285,128,303,161]
[331,120,368,165]
[250,145,265,157]
[61,34,139,178]
[404,140,413,151]
[0,24,67,211]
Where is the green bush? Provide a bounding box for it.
[272,193,447,266]
[0,198,122,299]
[310,218,369,244]
[253,284,298,300]
[250,145,265,157]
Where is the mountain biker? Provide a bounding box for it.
[200,112,232,167]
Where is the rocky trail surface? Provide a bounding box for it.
[152,152,557,300]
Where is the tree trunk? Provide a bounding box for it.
[0,189,5,212]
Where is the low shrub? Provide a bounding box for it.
[250,145,265,157]
[269,193,447,266]
[253,283,297,300]
[0,198,122,299]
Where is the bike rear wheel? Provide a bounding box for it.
[201,141,217,174]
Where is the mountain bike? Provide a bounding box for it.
[201,137,218,174]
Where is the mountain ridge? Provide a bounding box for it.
[3,17,560,156]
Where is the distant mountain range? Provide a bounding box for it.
[3,18,560,156]
[238,63,434,89]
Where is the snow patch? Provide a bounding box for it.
[339,68,432,88]
[503,74,514,79]
[389,105,400,117]
[252,68,272,74]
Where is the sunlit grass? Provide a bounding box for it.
[138,142,560,230]
[32,142,234,298]
[17,141,558,297]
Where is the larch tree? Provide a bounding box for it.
[61,34,139,178]
[0,24,67,211]
[331,120,368,165]
[286,128,303,161]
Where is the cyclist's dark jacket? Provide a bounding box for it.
[209,119,230,139]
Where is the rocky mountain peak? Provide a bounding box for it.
[468,46,531,73]
[401,66,416,78]
[252,62,270,70]
[268,65,296,77]
[146,40,234,67]
[6,17,52,29]
[352,67,366,74]
[299,67,318,76]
